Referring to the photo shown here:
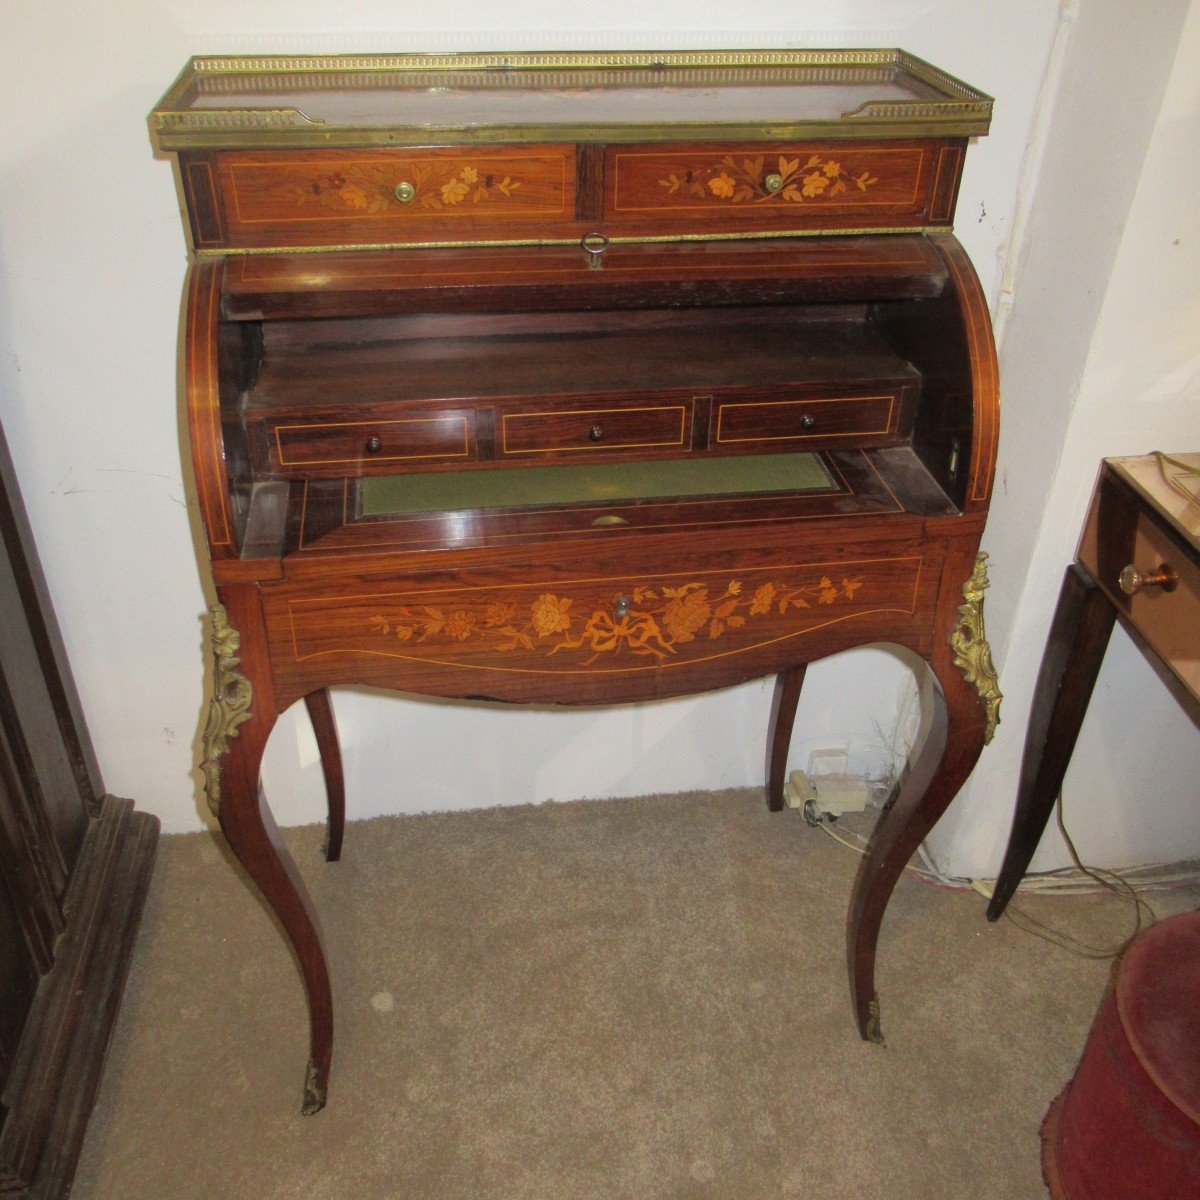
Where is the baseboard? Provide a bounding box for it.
[0,795,158,1199]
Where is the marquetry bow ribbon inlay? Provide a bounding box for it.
[370,575,865,667]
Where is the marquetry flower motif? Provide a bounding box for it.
[531,594,573,637]
[440,178,471,206]
[749,582,777,616]
[443,611,475,640]
[367,574,866,666]
[708,171,736,199]
[659,154,878,205]
[801,171,829,197]
[288,163,524,214]
[484,602,517,627]
[338,183,369,209]
[661,585,714,643]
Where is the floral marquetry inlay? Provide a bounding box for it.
[659,154,879,206]
[368,575,865,667]
[288,162,524,214]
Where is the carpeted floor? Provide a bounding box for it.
[72,788,1196,1199]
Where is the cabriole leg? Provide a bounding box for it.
[201,592,334,1114]
[766,665,807,811]
[847,552,1000,1042]
[305,688,346,862]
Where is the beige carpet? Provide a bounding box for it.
[72,788,1195,1199]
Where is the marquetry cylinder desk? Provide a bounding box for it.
[151,50,1002,1113]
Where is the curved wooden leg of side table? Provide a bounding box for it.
[766,665,808,812]
[205,593,334,1115]
[305,688,346,863]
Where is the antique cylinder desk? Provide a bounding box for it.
[151,51,1002,1113]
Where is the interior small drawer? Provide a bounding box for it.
[710,387,913,453]
[497,398,694,460]
[269,412,475,477]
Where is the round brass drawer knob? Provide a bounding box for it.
[393,181,416,204]
[800,414,816,430]
[614,595,631,618]
[365,436,383,454]
[764,173,785,193]
[1118,562,1177,595]
[588,425,605,442]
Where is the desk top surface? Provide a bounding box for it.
[1110,453,1200,556]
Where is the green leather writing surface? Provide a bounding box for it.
[361,453,835,517]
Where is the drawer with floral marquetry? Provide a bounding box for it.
[154,51,989,253]
[260,537,943,709]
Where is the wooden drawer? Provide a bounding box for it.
[710,386,914,453]
[1080,500,1200,699]
[182,136,964,249]
[268,411,475,477]
[262,549,930,707]
[1122,514,1200,683]
[188,146,576,250]
[497,396,694,460]
[604,139,961,235]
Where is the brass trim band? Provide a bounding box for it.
[196,225,955,258]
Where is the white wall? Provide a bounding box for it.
[4,2,1188,857]
[928,0,1200,876]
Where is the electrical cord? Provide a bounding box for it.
[1153,449,1200,509]
[817,816,976,891]
[994,790,1157,959]
[815,788,1185,959]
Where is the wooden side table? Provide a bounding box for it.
[988,453,1200,920]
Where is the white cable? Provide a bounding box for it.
[815,818,1200,896]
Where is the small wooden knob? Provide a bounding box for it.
[588,425,604,442]
[365,436,383,454]
[1118,562,1177,595]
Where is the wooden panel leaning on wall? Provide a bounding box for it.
[0,418,158,1199]
[152,50,1001,1114]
